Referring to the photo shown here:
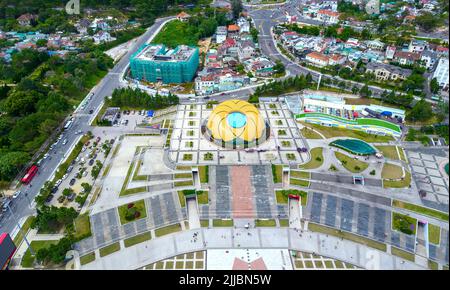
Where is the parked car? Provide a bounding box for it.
[12,191,21,199]
[45,194,54,203]
[89,109,94,114]
[57,196,65,203]
[55,179,62,187]
[62,139,68,145]
[67,193,76,202]
[69,178,76,186]
[88,159,95,166]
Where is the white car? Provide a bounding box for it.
[12,191,21,199]
[62,139,68,145]
[62,173,68,180]
[55,179,62,187]
[43,153,49,159]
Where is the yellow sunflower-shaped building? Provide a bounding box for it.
[204,100,269,148]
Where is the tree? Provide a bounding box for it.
[0,151,30,180]
[415,12,440,32]
[359,84,372,98]
[231,0,243,20]
[406,99,433,122]
[36,39,48,47]
[430,78,440,94]
[273,60,285,75]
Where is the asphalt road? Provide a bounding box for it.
[0,16,175,236]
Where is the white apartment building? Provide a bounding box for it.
[433,58,449,89]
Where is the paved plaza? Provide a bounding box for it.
[75,192,186,255]
[305,192,416,254]
[407,150,449,211]
[201,165,284,219]
[168,102,309,165]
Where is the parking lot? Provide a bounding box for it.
[46,135,113,210]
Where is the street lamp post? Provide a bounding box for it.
[7,203,35,256]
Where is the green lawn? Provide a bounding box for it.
[300,127,323,139]
[124,232,152,248]
[174,173,192,179]
[299,148,324,169]
[290,178,310,187]
[151,20,200,47]
[255,219,276,227]
[21,240,58,268]
[300,122,394,143]
[376,145,400,160]
[118,200,147,225]
[177,191,186,207]
[174,180,194,187]
[196,190,209,204]
[155,223,182,237]
[290,170,311,179]
[381,163,404,179]
[428,224,441,245]
[279,219,289,227]
[383,170,411,188]
[391,247,415,262]
[398,148,407,162]
[392,212,417,235]
[335,151,369,173]
[271,164,283,183]
[74,213,92,241]
[99,242,121,257]
[80,252,96,265]
[199,166,209,183]
[213,219,234,227]
[275,190,307,205]
[13,216,35,246]
[200,220,210,227]
[428,260,439,270]
[308,223,387,252]
[392,200,449,221]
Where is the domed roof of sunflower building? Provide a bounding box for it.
[206,100,266,144]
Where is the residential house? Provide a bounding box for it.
[76,19,92,34]
[365,0,380,15]
[227,25,240,38]
[365,39,384,51]
[177,12,191,22]
[408,39,427,54]
[237,40,256,62]
[394,51,421,65]
[322,0,338,11]
[216,26,228,44]
[305,51,330,67]
[246,57,275,77]
[366,62,412,81]
[421,50,438,69]
[316,10,340,24]
[93,31,115,44]
[17,14,37,27]
[237,17,250,34]
[385,45,396,60]
[328,54,346,66]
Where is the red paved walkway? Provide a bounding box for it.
[230,166,254,218]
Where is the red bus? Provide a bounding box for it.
[21,165,38,184]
